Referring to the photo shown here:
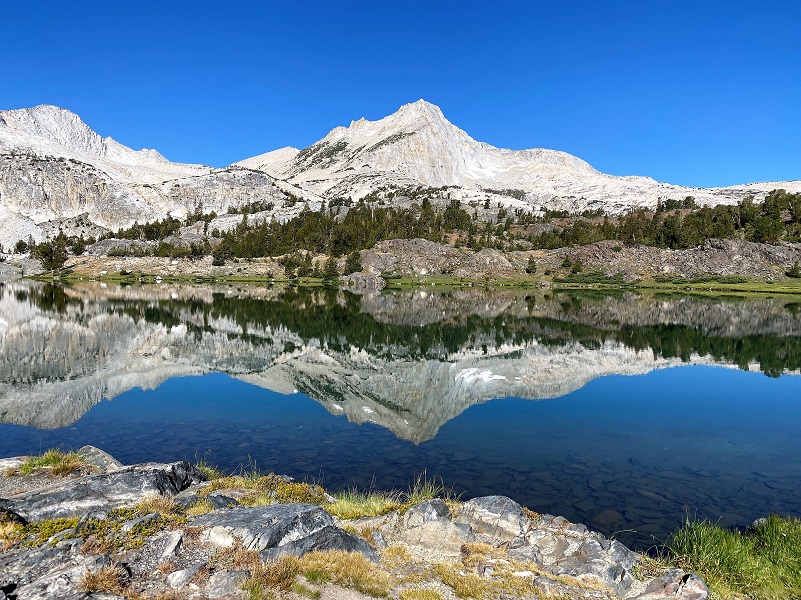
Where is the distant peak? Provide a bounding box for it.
[396,99,444,117]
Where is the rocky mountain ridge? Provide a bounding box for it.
[0,105,320,249]
[237,99,801,211]
[1,101,798,251]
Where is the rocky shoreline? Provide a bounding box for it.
[0,447,709,600]
[3,236,801,288]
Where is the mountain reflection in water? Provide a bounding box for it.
[1,281,800,548]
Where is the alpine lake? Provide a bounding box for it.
[1,279,800,550]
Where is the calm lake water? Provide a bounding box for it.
[1,281,800,549]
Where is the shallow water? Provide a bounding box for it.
[1,281,799,548]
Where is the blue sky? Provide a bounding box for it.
[2,0,799,187]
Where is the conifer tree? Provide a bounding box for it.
[345,250,362,275]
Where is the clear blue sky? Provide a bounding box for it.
[2,0,799,187]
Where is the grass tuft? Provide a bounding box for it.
[212,542,261,571]
[300,550,393,597]
[250,555,302,591]
[80,564,128,594]
[18,449,87,476]
[135,494,179,516]
[434,563,490,599]
[327,487,404,520]
[194,458,225,481]
[185,497,216,516]
[240,549,392,598]
[203,473,328,507]
[406,471,446,505]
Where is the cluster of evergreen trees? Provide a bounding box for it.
[211,190,801,259]
[11,188,801,271]
[532,190,801,249]
[211,198,466,262]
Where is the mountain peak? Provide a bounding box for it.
[392,99,448,128]
[0,104,108,157]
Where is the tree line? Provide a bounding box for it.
[9,189,800,272]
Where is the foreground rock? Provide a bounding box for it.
[0,461,203,522]
[0,453,709,600]
[195,503,376,561]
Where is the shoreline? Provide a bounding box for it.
[1,447,712,600]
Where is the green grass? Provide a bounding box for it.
[328,472,448,520]
[406,471,448,506]
[193,457,225,481]
[668,515,801,599]
[640,277,801,297]
[17,449,87,476]
[554,269,628,285]
[327,488,405,520]
[193,458,449,520]
[654,274,750,285]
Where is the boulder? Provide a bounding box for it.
[166,562,206,590]
[404,498,450,528]
[548,537,637,595]
[159,530,183,559]
[512,512,639,595]
[455,496,528,541]
[0,539,116,600]
[0,461,205,523]
[76,445,123,472]
[174,492,239,511]
[205,570,248,599]
[261,525,378,562]
[196,503,377,561]
[400,517,474,556]
[195,504,333,551]
[632,569,709,600]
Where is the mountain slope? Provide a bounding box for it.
[237,99,801,213]
[0,105,317,249]
[1,101,799,250]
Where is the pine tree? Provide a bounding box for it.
[525,255,537,274]
[344,250,362,275]
[323,256,339,283]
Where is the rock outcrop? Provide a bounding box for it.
[0,461,203,522]
[0,450,710,600]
